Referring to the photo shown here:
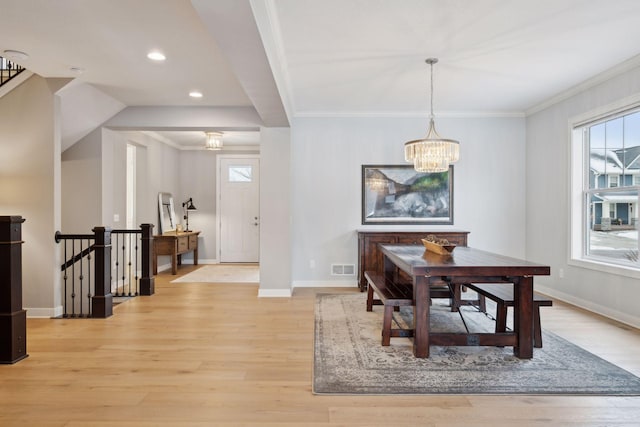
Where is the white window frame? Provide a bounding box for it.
[569,94,640,278]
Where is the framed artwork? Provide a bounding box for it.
[361,164,453,225]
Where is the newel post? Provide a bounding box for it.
[0,216,28,364]
[92,226,113,318]
[139,223,155,296]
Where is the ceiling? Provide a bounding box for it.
[2,0,640,147]
[262,0,640,115]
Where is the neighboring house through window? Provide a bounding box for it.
[571,102,640,273]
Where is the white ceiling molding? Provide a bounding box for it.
[293,110,526,119]
[525,53,640,117]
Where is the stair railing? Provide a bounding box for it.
[0,56,25,87]
[54,224,155,318]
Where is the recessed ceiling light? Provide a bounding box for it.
[3,49,29,61]
[147,51,166,61]
[189,91,203,98]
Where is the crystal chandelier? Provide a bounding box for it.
[205,131,223,150]
[404,58,459,173]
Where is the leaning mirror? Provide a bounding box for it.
[158,192,177,234]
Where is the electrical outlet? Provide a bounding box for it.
[559,268,564,278]
[310,260,316,269]
[113,214,120,222]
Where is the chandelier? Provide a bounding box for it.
[205,131,223,150]
[404,58,459,173]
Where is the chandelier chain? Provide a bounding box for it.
[429,60,434,120]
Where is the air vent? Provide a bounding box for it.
[331,264,355,276]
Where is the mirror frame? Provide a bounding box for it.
[158,192,177,234]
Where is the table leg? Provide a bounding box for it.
[171,254,178,275]
[514,275,533,358]
[413,274,430,358]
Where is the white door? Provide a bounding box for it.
[219,156,260,262]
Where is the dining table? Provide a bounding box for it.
[379,244,551,359]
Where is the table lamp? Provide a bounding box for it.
[182,197,197,231]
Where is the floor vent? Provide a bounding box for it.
[331,264,355,275]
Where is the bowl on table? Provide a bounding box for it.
[421,238,456,255]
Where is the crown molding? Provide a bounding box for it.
[526,54,640,116]
[294,110,525,119]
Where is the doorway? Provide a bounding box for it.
[217,155,260,263]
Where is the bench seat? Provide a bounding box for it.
[364,271,414,345]
[464,283,552,348]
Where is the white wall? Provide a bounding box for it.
[290,115,526,287]
[526,63,640,327]
[0,75,70,316]
[178,149,221,263]
[258,127,291,296]
[61,128,102,233]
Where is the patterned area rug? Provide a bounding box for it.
[314,293,640,395]
[171,264,259,283]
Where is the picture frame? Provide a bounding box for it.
[158,192,177,234]
[361,164,453,225]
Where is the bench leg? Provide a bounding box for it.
[493,302,544,348]
[381,306,393,346]
[495,302,507,333]
[366,283,374,312]
[534,306,543,348]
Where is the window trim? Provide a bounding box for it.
[569,93,640,279]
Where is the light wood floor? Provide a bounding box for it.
[2,265,640,426]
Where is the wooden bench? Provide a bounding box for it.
[464,283,552,348]
[364,271,414,346]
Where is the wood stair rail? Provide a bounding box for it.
[0,56,25,87]
[55,224,155,318]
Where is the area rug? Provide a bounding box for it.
[171,264,259,283]
[313,293,640,395]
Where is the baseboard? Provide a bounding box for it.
[258,288,292,297]
[536,284,640,329]
[195,259,218,264]
[292,280,358,288]
[24,306,63,319]
[172,259,218,266]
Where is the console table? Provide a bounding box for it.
[153,231,200,275]
[357,230,469,291]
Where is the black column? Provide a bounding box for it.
[91,226,113,318]
[0,216,28,364]
[139,223,155,295]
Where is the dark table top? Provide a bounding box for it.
[380,244,551,278]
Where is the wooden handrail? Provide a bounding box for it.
[54,224,155,318]
[0,56,25,87]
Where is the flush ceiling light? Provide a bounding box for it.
[189,91,203,98]
[404,58,459,173]
[147,51,166,61]
[2,49,29,61]
[205,132,223,150]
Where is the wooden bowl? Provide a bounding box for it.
[421,239,456,255]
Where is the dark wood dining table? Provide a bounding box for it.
[380,244,551,359]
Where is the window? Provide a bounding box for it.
[571,107,640,270]
[228,165,252,182]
